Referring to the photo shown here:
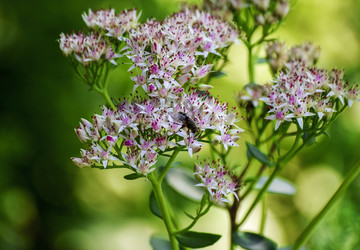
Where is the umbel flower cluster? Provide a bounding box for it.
[59,32,121,66]
[237,40,359,131]
[66,7,243,196]
[72,91,243,174]
[124,8,238,93]
[59,9,140,67]
[266,41,321,73]
[241,60,359,130]
[194,159,240,203]
[199,0,290,24]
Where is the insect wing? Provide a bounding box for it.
[184,99,196,119]
[169,112,187,124]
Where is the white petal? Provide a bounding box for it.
[317,112,324,120]
[338,95,344,105]
[297,118,303,129]
[275,120,281,130]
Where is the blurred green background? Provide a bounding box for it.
[1,0,359,249]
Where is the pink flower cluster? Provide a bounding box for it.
[261,61,359,130]
[194,159,240,203]
[69,8,243,175]
[123,9,238,93]
[82,8,140,38]
[266,41,320,73]
[59,33,120,66]
[72,91,243,173]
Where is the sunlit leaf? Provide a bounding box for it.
[150,236,172,250]
[209,71,226,78]
[278,246,306,250]
[149,191,162,219]
[246,142,274,167]
[171,161,182,167]
[256,58,268,64]
[123,173,143,180]
[254,176,296,196]
[232,231,277,250]
[166,168,204,202]
[176,231,221,248]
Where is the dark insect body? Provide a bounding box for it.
[171,112,198,134]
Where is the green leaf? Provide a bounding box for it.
[184,211,195,220]
[209,71,226,78]
[278,246,306,250]
[150,236,172,250]
[302,123,316,146]
[200,193,208,207]
[123,173,143,180]
[149,192,162,219]
[166,168,204,202]
[246,142,274,167]
[323,131,331,138]
[176,231,221,248]
[171,161,182,167]
[232,231,277,250]
[256,57,268,64]
[254,176,296,196]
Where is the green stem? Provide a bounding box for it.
[240,142,277,201]
[292,157,360,250]
[94,86,116,110]
[259,194,267,235]
[158,149,180,183]
[148,173,179,250]
[237,163,282,229]
[248,45,255,83]
[238,158,254,183]
[175,203,212,235]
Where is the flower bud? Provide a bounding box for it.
[71,157,90,168]
[181,64,193,74]
[75,127,90,143]
[178,73,191,85]
[198,84,214,91]
[275,1,290,19]
[253,0,270,11]
[255,15,265,25]
[194,64,213,79]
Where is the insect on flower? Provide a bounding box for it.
[170,112,198,134]
[170,99,199,134]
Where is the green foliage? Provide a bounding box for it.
[254,176,296,196]
[232,231,277,250]
[176,231,221,248]
[246,142,274,166]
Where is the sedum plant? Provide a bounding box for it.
[59,1,359,249]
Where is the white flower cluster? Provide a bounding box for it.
[68,8,243,174]
[123,9,238,93]
[261,61,359,130]
[82,8,140,38]
[72,91,243,173]
[59,9,140,67]
[266,41,320,73]
[59,32,120,66]
[194,159,239,204]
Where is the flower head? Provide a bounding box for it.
[123,9,238,93]
[261,61,357,130]
[194,159,240,204]
[72,90,243,173]
[59,32,120,66]
[82,8,140,39]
